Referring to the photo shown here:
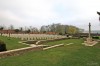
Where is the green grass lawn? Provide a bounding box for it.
[0,36,29,50]
[0,38,100,66]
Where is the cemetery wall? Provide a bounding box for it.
[0,30,57,34]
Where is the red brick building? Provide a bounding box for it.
[0,30,15,34]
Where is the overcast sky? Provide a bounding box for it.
[0,0,100,30]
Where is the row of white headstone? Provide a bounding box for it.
[2,34,66,40]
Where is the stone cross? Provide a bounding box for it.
[89,23,91,38]
[84,22,98,46]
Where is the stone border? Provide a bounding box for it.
[0,38,67,58]
[66,43,74,45]
[0,46,43,58]
[0,44,64,58]
[43,44,64,50]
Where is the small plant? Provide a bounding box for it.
[0,40,7,52]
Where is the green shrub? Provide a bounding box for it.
[0,40,7,52]
[92,36,99,39]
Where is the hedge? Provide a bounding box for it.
[0,40,7,52]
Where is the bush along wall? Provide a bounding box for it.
[0,40,7,52]
[92,36,99,39]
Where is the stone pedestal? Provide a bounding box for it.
[83,37,98,46]
[84,39,98,46]
[86,38,92,43]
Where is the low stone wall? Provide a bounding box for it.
[0,46,43,58]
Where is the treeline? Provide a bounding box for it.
[0,23,84,35]
[40,23,84,35]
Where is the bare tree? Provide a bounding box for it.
[8,25,14,39]
[0,26,4,36]
[8,25,14,30]
[19,27,23,33]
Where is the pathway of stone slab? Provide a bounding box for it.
[43,44,64,50]
[43,43,74,50]
[66,43,74,45]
